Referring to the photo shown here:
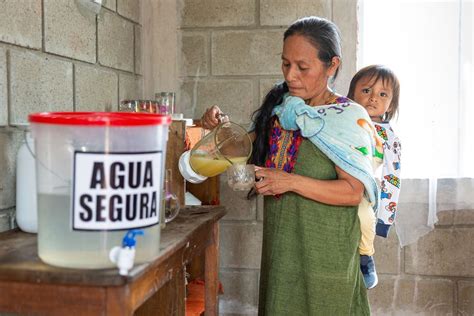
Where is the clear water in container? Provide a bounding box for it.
[38,193,161,269]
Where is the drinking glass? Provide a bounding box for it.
[155,92,176,115]
[119,100,137,112]
[227,163,255,191]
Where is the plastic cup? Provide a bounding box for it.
[227,164,255,191]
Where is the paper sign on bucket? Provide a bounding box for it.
[73,151,163,231]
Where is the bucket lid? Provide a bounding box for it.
[28,112,171,126]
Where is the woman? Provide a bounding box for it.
[202,16,371,315]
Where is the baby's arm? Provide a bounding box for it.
[376,132,402,238]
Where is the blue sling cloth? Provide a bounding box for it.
[272,94,380,211]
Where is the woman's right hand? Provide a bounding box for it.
[201,105,228,130]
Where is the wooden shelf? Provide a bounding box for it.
[0,206,226,316]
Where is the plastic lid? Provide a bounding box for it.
[29,112,171,126]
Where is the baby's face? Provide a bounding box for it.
[353,76,393,122]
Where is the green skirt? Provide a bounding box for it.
[258,140,370,316]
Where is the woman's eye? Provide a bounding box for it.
[282,63,290,68]
[299,67,309,71]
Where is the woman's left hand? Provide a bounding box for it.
[254,166,294,195]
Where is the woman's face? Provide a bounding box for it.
[353,76,393,122]
[281,35,337,103]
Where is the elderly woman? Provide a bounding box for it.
[202,16,372,315]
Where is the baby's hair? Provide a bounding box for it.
[347,65,400,121]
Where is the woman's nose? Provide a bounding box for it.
[285,66,297,82]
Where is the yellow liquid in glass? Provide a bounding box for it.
[189,155,247,177]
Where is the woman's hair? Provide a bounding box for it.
[250,16,342,167]
[347,65,400,122]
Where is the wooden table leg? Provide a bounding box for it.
[135,268,186,316]
[106,287,133,316]
[204,222,219,316]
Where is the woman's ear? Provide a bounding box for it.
[328,56,341,77]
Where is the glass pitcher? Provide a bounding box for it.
[179,121,252,183]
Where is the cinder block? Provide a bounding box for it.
[260,0,330,26]
[137,77,144,100]
[453,209,474,225]
[220,174,256,221]
[394,179,434,247]
[415,178,474,226]
[368,276,454,315]
[259,78,283,105]
[180,32,209,77]
[219,269,259,314]
[135,25,142,75]
[98,11,134,72]
[392,202,432,247]
[437,178,474,211]
[367,275,396,315]
[0,47,7,126]
[399,179,429,203]
[75,64,118,112]
[44,0,96,63]
[179,79,254,125]
[220,222,262,269]
[119,73,141,104]
[255,78,283,128]
[436,209,454,226]
[103,0,116,11]
[182,0,255,27]
[458,281,474,315]
[437,208,474,226]
[0,212,11,232]
[0,128,23,209]
[374,226,400,274]
[333,0,357,95]
[10,50,73,125]
[405,227,474,277]
[212,30,283,76]
[256,195,264,222]
[117,0,140,23]
[0,0,42,49]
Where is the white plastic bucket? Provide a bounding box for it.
[29,112,170,269]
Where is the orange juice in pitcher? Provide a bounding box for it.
[179,121,252,183]
[189,155,248,178]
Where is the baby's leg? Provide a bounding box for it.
[358,198,378,289]
[358,198,376,256]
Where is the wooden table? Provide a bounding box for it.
[0,206,226,316]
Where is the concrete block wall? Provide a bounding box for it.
[370,180,474,315]
[0,0,142,232]
[178,1,474,315]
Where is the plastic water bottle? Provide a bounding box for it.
[16,132,37,233]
